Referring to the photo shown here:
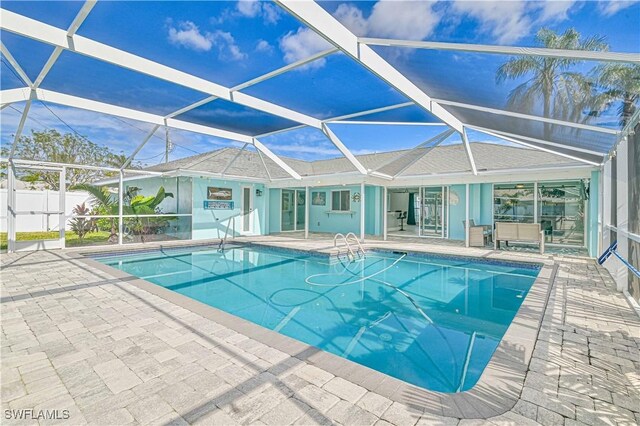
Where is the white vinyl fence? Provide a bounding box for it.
[0,189,92,232]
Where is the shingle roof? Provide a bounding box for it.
[146,142,585,179]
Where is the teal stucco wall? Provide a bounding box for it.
[191,177,266,239]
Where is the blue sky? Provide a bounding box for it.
[1,0,638,165]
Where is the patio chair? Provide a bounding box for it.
[463,219,492,247]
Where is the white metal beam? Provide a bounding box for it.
[0,88,31,105]
[254,124,307,139]
[461,127,478,175]
[359,37,640,64]
[34,0,97,88]
[330,121,446,126]
[326,102,414,122]
[232,47,338,92]
[221,143,248,176]
[374,128,454,176]
[467,124,606,157]
[321,123,367,174]
[34,88,254,143]
[473,127,602,166]
[275,0,464,133]
[0,9,322,128]
[434,98,620,135]
[253,138,301,180]
[121,125,161,169]
[165,48,338,120]
[9,98,32,158]
[256,149,272,181]
[0,42,33,87]
[31,89,303,183]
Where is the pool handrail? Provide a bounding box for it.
[345,232,365,258]
[333,233,356,260]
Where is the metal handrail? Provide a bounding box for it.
[333,232,356,259]
[599,240,640,278]
[218,217,235,251]
[345,232,365,257]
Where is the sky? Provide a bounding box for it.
[1,0,638,166]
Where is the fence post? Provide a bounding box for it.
[7,161,16,253]
[59,167,66,249]
[118,171,124,245]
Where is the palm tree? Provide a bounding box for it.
[496,28,608,139]
[592,63,640,128]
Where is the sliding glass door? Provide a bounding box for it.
[419,186,448,238]
[281,189,306,232]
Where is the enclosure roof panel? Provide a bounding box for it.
[2,0,637,172]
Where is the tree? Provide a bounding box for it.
[1,130,139,190]
[593,63,640,128]
[496,28,608,139]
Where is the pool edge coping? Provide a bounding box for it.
[68,243,556,420]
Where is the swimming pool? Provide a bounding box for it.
[96,244,540,393]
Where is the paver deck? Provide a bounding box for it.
[1,237,639,425]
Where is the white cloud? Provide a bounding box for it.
[279,1,441,69]
[535,1,580,23]
[166,21,246,61]
[167,21,213,51]
[450,1,533,44]
[235,0,281,24]
[598,0,640,16]
[211,30,247,61]
[333,1,440,40]
[236,0,261,18]
[279,27,332,68]
[449,1,591,44]
[256,39,274,53]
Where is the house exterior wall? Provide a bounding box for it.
[191,177,266,240]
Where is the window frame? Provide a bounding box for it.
[331,190,351,212]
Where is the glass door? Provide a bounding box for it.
[241,186,252,233]
[420,186,448,238]
[281,189,295,231]
[296,190,306,230]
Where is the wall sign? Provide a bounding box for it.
[207,187,232,200]
[204,201,234,210]
[312,192,326,206]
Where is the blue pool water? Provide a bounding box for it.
[96,245,540,393]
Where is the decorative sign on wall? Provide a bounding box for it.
[204,201,234,210]
[207,187,232,200]
[312,192,326,206]
[352,192,361,202]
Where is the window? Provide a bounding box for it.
[493,183,535,223]
[538,180,586,245]
[331,190,350,212]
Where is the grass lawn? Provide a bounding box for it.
[0,231,112,250]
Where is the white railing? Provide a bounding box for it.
[333,232,365,260]
[345,232,365,257]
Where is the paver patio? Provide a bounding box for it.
[1,239,639,425]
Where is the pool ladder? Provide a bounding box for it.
[333,232,365,261]
[218,218,234,252]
